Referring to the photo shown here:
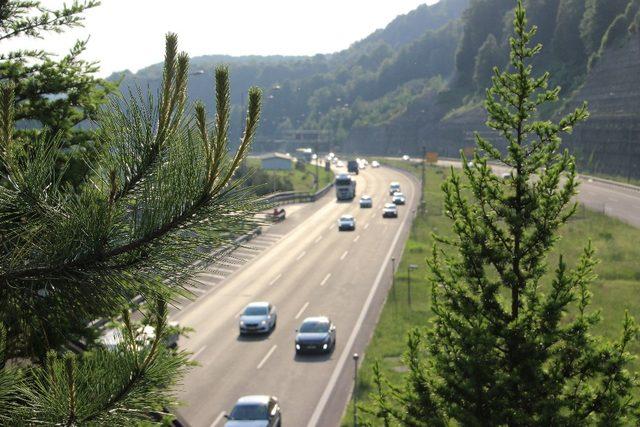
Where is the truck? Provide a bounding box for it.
[347,160,359,175]
[335,173,356,201]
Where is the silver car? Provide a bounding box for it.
[224,395,281,427]
[392,192,406,205]
[239,302,277,335]
[338,214,356,231]
[359,195,373,208]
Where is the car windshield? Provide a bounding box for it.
[244,306,268,316]
[229,403,268,420]
[336,178,351,185]
[340,216,353,221]
[300,321,330,333]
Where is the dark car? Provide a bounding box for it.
[224,395,281,427]
[295,316,336,355]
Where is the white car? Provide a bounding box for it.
[371,160,380,168]
[389,182,401,195]
[338,214,356,231]
[239,302,277,335]
[402,155,410,161]
[336,160,344,168]
[392,192,406,205]
[224,395,281,427]
[383,203,398,218]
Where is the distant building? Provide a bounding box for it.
[295,147,313,162]
[259,152,294,170]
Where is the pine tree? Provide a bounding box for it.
[0,0,118,185]
[0,33,262,424]
[369,1,639,425]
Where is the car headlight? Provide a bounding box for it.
[240,321,245,326]
[322,343,328,350]
[261,320,267,325]
[296,344,301,350]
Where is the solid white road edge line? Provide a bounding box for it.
[295,302,310,320]
[269,273,282,286]
[190,345,207,361]
[320,273,331,287]
[210,410,225,427]
[307,174,416,427]
[257,345,277,370]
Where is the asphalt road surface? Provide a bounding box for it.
[437,159,640,228]
[173,164,419,427]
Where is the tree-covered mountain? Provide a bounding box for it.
[111,0,469,145]
[113,0,640,178]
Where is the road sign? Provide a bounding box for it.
[426,152,439,164]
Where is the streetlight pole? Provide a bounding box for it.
[353,353,360,427]
[391,257,396,302]
[315,138,319,190]
[408,264,418,308]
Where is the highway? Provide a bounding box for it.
[437,159,640,228]
[172,164,419,427]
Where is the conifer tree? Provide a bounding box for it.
[0,0,118,184]
[368,1,639,425]
[0,33,262,424]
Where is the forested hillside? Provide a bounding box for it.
[111,0,469,144]
[113,0,640,178]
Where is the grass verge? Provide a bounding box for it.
[341,160,640,426]
[244,158,333,194]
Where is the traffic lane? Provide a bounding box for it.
[174,165,386,357]
[175,167,398,425]
[255,167,416,426]
[310,166,419,427]
[577,180,640,228]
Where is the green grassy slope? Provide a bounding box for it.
[341,161,640,425]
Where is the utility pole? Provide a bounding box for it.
[408,264,418,308]
[353,353,360,427]
[421,145,426,214]
[391,257,396,302]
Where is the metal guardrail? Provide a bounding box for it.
[83,183,334,345]
[578,174,640,192]
[261,182,334,205]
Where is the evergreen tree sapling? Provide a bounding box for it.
[369,1,639,425]
[0,33,262,424]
